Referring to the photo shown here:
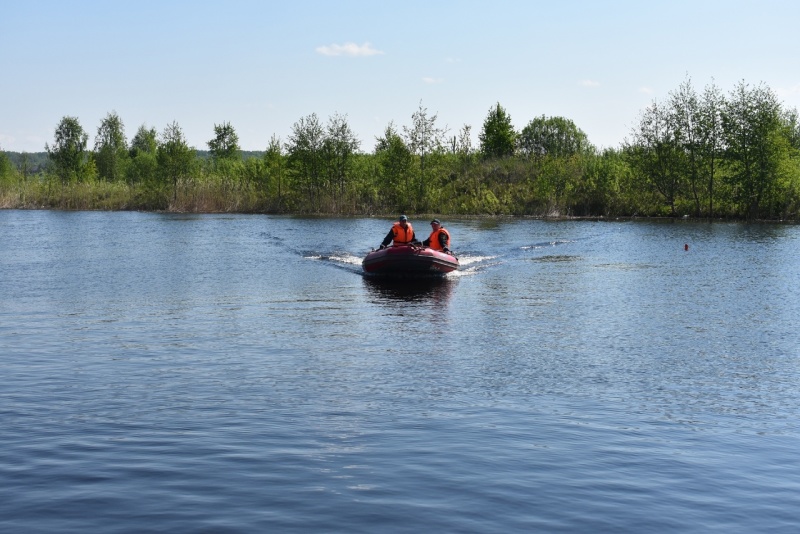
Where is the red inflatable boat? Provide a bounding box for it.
[362,245,459,278]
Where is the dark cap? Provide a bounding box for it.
[398,215,408,221]
[430,218,441,225]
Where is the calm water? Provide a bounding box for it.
[2,210,800,533]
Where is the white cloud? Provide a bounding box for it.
[315,42,384,57]
[580,79,600,87]
[639,86,654,95]
[422,77,444,84]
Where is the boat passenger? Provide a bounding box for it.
[423,218,451,253]
[380,215,417,248]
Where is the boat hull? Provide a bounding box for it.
[362,245,459,278]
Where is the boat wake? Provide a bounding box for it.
[308,253,363,266]
[446,253,497,277]
[306,244,559,278]
[520,239,575,250]
[305,252,365,275]
[307,250,487,279]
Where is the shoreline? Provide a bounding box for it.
[2,205,796,224]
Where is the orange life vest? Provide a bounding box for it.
[391,222,414,245]
[427,227,450,251]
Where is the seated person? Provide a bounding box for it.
[422,218,451,253]
[380,215,416,248]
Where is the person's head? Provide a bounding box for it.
[430,218,441,229]
[398,215,408,226]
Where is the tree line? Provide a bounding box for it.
[1,77,799,218]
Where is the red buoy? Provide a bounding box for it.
[684,244,689,251]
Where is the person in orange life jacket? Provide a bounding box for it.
[380,215,418,248]
[422,218,451,253]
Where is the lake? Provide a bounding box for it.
[1,210,800,533]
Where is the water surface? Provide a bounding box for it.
[2,211,799,532]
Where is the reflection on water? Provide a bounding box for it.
[363,276,457,304]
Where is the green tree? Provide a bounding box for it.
[130,124,158,157]
[0,147,13,182]
[375,122,413,209]
[157,121,195,203]
[780,107,800,151]
[625,100,684,215]
[208,121,241,161]
[264,135,284,208]
[127,124,159,185]
[519,115,588,159]
[722,81,784,218]
[94,111,129,182]
[19,152,31,180]
[479,102,516,159]
[449,124,478,203]
[206,122,242,195]
[286,113,325,211]
[403,101,448,208]
[696,81,725,217]
[669,78,704,216]
[46,116,89,183]
[780,108,800,216]
[323,113,360,210]
[454,124,474,158]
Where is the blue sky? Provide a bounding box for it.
[2,0,799,154]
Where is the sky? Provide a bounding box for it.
[2,0,799,154]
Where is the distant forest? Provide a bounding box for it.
[2,77,799,219]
